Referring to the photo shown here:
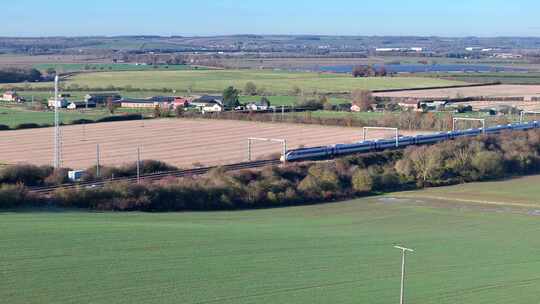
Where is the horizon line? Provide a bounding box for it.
[3,34,540,39]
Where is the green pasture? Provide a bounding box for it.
[396,175,540,207]
[2,70,466,94]
[33,63,196,73]
[0,105,143,128]
[2,184,540,304]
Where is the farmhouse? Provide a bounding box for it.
[246,98,271,111]
[419,100,448,111]
[202,103,223,114]
[171,97,190,109]
[191,95,223,108]
[350,104,362,112]
[47,97,70,108]
[350,102,378,112]
[66,101,97,109]
[397,99,421,111]
[1,91,23,102]
[121,98,166,109]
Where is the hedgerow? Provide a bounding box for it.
[2,129,540,211]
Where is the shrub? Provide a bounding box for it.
[44,169,70,186]
[15,123,41,130]
[0,164,53,186]
[351,169,373,193]
[0,184,30,209]
[70,119,95,125]
[471,151,504,179]
[0,124,10,130]
[96,114,143,123]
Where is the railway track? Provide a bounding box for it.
[29,159,282,196]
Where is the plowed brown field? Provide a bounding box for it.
[374,84,540,99]
[0,119,421,169]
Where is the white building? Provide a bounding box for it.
[48,97,69,108]
[202,104,223,114]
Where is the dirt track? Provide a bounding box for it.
[0,119,420,169]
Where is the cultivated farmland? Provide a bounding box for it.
[2,190,540,304]
[374,84,540,99]
[0,118,421,168]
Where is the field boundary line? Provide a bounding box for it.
[393,194,538,209]
[371,81,501,93]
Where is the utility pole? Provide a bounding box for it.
[53,75,61,169]
[247,139,252,161]
[394,246,414,304]
[136,146,141,183]
[96,144,101,178]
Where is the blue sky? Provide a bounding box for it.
[3,0,538,37]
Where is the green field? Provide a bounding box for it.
[3,176,540,303]
[34,63,198,73]
[3,70,466,94]
[396,175,540,208]
[0,105,143,128]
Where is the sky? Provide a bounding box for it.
[2,0,539,37]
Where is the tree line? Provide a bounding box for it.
[2,129,540,210]
[0,68,42,83]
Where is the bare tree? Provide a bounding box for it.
[352,90,373,112]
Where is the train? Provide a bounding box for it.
[283,121,540,162]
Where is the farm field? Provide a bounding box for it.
[290,110,388,120]
[0,105,153,128]
[463,100,540,112]
[0,54,108,68]
[2,191,540,303]
[0,118,421,168]
[1,70,467,94]
[289,110,497,121]
[374,84,540,99]
[421,72,540,84]
[33,63,198,73]
[394,175,540,208]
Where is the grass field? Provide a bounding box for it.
[0,104,156,128]
[395,175,540,208]
[0,106,117,128]
[2,182,540,303]
[33,63,197,73]
[2,70,466,94]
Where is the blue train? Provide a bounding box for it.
[283,121,540,162]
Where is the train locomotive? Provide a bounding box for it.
[283,121,540,162]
